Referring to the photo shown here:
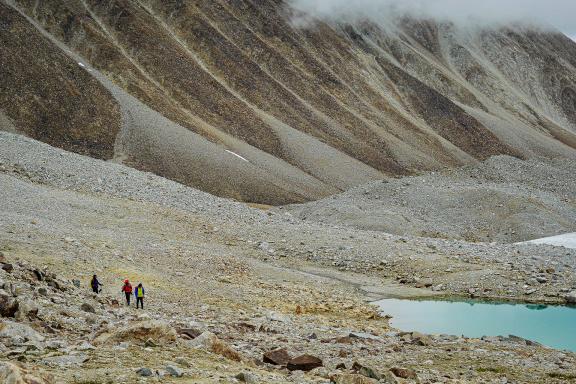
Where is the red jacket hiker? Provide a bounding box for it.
[122,280,133,306]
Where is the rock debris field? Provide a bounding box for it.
[284,156,576,243]
[0,132,575,383]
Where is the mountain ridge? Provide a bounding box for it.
[1,0,576,204]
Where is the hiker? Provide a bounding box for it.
[90,274,102,294]
[121,279,133,306]
[134,283,145,309]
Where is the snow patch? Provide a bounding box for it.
[77,62,91,72]
[225,150,249,163]
[522,233,576,249]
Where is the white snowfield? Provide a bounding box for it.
[523,233,576,249]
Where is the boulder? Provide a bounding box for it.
[266,311,291,323]
[410,332,433,346]
[80,303,96,313]
[0,293,19,317]
[352,362,382,380]
[235,372,258,383]
[165,365,183,377]
[50,297,66,305]
[348,332,381,341]
[1,263,14,273]
[565,291,576,304]
[136,313,151,321]
[481,336,502,343]
[177,327,202,340]
[45,340,67,350]
[263,348,291,366]
[186,331,242,361]
[41,353,89,368]
[185,331,217,348]
[174,357,190,367]
[45,278,63,292]
[10,284,27,297]
[334,336,354,344]
[76,341,96,351]
[309,366,332,378]
[390,367,417,379]
[287,354,323,372]
[113,342,130,350]
[32,270,44,281]
[144,338,157,347]
[333,373,378,384]
[0,361,51,384]
[506,334,541,346]
[92,320,177,346]
[136,367,153,377]
[15,299,39,321]
[379,371,400,383]
[0,321,45,344]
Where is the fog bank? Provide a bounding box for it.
[287,0,576,34]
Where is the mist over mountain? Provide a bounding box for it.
[1,0,576,204]
[288,0,576,33]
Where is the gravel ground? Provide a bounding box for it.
[0,131,262,222]
[284,155,576,242]
[1,131,575,304]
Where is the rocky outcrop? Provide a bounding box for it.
[333,374,378,384]
[263,348,291,366]
[0,362,51,384]
[0,292,19,317]
[92,320,177,346]
[185,331,243,362]
[0,321,45,345]
[390,367,418,380]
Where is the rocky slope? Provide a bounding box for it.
[0,131,575,383]
[284,155,576,242]
[1,0,576,204]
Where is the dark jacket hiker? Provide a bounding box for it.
[90,275,102,294]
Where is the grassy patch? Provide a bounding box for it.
[548,372,576,380]
[476,366,507,374]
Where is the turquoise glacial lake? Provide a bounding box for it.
[375,299,576,352]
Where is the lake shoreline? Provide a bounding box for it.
[375,298,576,352]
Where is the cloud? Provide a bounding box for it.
[287,0,576,34]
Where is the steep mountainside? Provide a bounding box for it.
[1,0,576,204]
